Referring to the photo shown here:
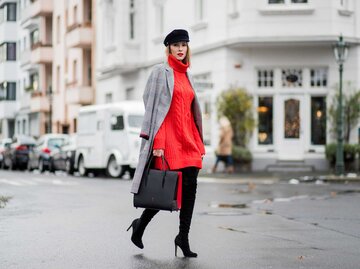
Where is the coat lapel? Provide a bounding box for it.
[165,64,174,98]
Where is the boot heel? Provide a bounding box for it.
[126,223,133,231]
[175,243,178,257]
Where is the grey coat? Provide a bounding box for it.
[131,62,204,194]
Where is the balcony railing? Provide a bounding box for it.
[30,42,53,64]
[66,22,92,49]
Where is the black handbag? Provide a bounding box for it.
[133,155,180,212]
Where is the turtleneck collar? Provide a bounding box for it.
[168,54,189,73]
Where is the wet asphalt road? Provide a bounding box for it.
[0,170,360,269]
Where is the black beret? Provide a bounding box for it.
[163,29,190,46]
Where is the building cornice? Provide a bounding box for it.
[97,35,360,79]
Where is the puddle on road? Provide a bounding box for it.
[209,202,248,209]
[218,226,248,233]
[201,211,250,216]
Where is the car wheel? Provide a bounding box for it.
[38,159,45,173]
[106,156,124,178]
[78,156,87,177]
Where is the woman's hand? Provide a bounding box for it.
[153,149,164,157]
[201,154,205,160]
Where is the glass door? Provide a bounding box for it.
[277,95,305,160]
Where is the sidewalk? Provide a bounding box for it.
[199,169,360,184]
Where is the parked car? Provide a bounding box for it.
[28,134,69,172]
[75,101,144,178]
[0,138,12,168]
[2,136,36,170]
[50,134,77,174]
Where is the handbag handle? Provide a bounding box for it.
[143,154,172,187]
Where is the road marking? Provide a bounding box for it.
[0,179,23,186]
[0,177,79,187]
[198,177,277,185]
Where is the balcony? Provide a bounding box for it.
[31,42,53,64]
[66,23,92,49]
[30,91,49,113]
[66,82,93,105]
[22,0,53,20]
[0,100,16,119]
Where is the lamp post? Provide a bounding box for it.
[333,35,348,175]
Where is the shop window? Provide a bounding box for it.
[311,97,326,145]
[258,97,273,144]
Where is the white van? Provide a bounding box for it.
[75,101,144,178]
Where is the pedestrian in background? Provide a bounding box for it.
[128,29,205,258]
[212,116,234,174]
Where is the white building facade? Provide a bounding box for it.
[96,0,360,171]
[0,0,18,139]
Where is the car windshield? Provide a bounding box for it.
[48,138,66,148]
[128,115,143,128]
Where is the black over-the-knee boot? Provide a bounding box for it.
[127,209,159,249]
[175,167,199,258]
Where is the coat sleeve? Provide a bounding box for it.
[139,67,161,140]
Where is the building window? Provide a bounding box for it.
[0,3,17,23]
[311,97,326,145]
[268,0,307,3]
[105,93,112,103]
[195,0,204,21]
[155,4,164,35]
[56,66,60,93]
[282,69,302,87]
[73,5,78,24]
[104,0,115,46]
[73,60,77,83]
[56,16,61,44]
[340,0,349,8]
[0,42,16,61]
[22,119,26,135]
[129,0,135,40]
[311,68,327,87]
[30,29,40,48]
[30,73,39,91]
[0,82,16,101]
[268,0,285,3]
[126,87,135,100]
[257,69,274,88]
[258,97,273,145]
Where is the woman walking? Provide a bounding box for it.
[128,29,205,258]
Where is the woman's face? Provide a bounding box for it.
[169,42,188,61]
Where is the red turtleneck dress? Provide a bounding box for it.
[153,54,205,170]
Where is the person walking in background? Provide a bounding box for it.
[128,29,205,258]
[212,116,234,174]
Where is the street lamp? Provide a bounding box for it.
[333,35,348,175]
